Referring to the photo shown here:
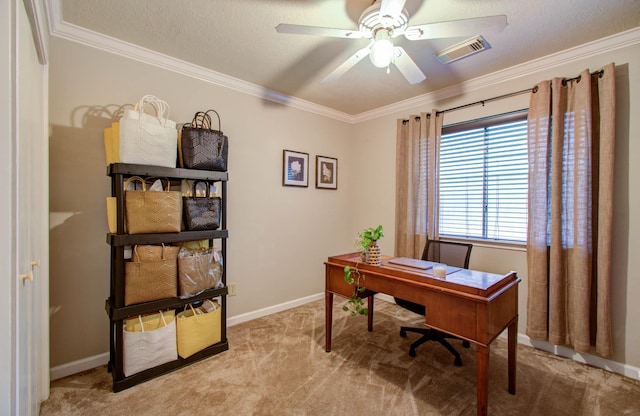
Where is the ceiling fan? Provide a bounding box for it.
[275,0,508,84]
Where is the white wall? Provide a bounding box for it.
[351,41,640,370]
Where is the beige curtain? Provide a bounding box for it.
[526,63,615,357]
[395,111,443,258]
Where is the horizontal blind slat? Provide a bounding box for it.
[439,117,528,242]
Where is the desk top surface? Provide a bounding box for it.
[326,253,518,297]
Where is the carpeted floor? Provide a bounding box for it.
[41,299,640,415]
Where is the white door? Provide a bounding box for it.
[0,0,14,411]
[3,0,50,414]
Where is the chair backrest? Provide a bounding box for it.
[421,240,472,269]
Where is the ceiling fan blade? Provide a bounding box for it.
[393,47,426,85]
[276,23,363,39]
[404,15,508,40]
[380,0,407,20]
[321,46,371,84]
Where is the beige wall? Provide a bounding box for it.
[351,43,640,369]
[49,35,640,373]
[48,38,355,367]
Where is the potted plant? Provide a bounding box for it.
[355,224,384,266]
[342,225,384,316]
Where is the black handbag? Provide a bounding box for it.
[180,109,228,171]
[183,180,221,231]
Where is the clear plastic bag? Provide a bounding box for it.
[177,247,223,298]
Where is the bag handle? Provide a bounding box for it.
[134,95,171,127]
[189,111,212,130]
[131,243,170,261]
[136,310,168,333]
[137,315,145,332]
[188,303,202,316]
[203,109,222,134]
[132,245,140,262]
[124,176,146,191]
[190,180,213,199]
[183,109,222,134]
[158,310,168,327]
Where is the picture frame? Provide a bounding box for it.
[315,155,338,190]
[282,149,309,187]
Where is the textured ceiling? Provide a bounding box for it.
[58,0,639,115]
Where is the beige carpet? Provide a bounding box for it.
[41,299,640,415]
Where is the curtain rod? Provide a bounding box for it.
[434,88,532,116]
[402,69,606,123]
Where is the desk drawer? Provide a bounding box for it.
[423,293,477,341]
[326,265,357,298]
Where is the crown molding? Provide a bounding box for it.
[47,0,639,125]
[46,0,354,123]
[352,26,640,123]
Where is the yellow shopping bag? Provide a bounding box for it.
[176,301,221,359]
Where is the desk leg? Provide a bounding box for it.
[476,344,489,416]
[325,291,333,352]
[508,318,517,394]
[367,296,374,332]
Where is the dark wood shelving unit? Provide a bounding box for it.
[106,163,229,392]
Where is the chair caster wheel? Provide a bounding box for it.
[454,357,462,367]
[462,341,470,348]
[400,329,407,338]
[409,349,416,357]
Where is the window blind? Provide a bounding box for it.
[439,115,528,243]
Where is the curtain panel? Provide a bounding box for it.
[394,111,443,258]
[526,63,615,357]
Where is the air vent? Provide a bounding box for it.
[435,35,490,64]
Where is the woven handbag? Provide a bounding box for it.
[125,176,182,234]
[176,301,222,359]
[123,310,177,376]
[179,109,228,171]
[183,180,221,231]
[124,245,179,305]
[177,247,223,298]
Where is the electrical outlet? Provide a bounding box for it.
[228,283,237,297]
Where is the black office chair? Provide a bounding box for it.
[395,239,473,366]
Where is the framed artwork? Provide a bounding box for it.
[316,155,338,190]
[283,149,309,187]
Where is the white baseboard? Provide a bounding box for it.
[50,292,640,383]
[227,293,324,327]
[516,334,640,381]
[50,352,110,381]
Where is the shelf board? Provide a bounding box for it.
[107,229,229,246]
[106,286,229,320]
[111,341,229,392]
[108,163,228,181]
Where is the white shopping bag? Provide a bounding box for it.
[119,95,178,168]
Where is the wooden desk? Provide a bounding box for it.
[325,253,520,416]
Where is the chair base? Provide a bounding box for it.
[400,326,470,367]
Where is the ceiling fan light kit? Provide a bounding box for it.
[370,29,394,68]
[275,0,508,84]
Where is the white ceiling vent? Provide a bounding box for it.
[435,35,490,64]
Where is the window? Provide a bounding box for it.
[438,111,528,243]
